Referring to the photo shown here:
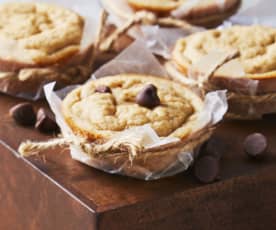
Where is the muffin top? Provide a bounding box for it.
[126,0,238,15]
[62,74,203,140]
[126,0,184,12]
[172,25,276,79]
[0,2,84,65]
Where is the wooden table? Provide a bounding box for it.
[0,93,276,230]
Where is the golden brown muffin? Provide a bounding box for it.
[0,2,94,97]
[102,0,241,28]
[127,0,184,13]
[62,74,204,140]
[171,25,276,93]
[168,25,276,119]
[61,74,214,177]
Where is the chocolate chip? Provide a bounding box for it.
[243,133,267,159]
[9,103,36,126]
[35,108,59,134]
[136,84,161,109]
[95,85,111,93]
[194,137,226,160]
[194,156,220,184]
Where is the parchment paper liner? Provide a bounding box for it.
[0,0,101,100]
[69,126,213,180]
[172,0,241,28]
[19,40,227,180]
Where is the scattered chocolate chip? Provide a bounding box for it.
[194,137,226,160]
[243,133,267,159]
[136,84,161,109]
[194,156,220,184]
[95,85,111,93]
[193,144,204,160]
[35,108,59,134]
[9,103,36,126]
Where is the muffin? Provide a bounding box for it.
[61,74,215,178]
[0,2,94,97]
[101,0,241,28]
[167,25,276,119]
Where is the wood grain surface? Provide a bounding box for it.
[0,93,276,230]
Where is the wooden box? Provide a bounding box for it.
[1,94,276,230]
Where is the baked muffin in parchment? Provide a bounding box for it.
[0,2,94,97]
[167,25,276,119]
[62,74,214,178]
[102,0,241,28]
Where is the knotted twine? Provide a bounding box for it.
[97,10,195,53]
[19,132,144,161]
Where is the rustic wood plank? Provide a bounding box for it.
[0,92,276,229]
[0,142,97,230]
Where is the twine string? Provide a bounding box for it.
[19,134,144,161]
[99,10,194,52]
